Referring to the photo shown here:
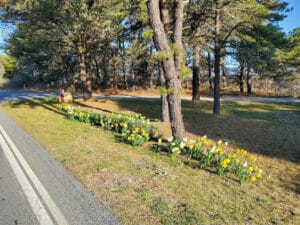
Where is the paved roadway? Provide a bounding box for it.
[96,94,300,103]
[1,89,300,103]
[0,96,121,224]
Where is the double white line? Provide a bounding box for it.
[0,124,68,225]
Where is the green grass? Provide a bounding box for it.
[1,98,300,225]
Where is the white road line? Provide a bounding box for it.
[0,124,69,225]
[0,131,55,225]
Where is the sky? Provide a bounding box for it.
[0,0,299,52]
[278,0,300,34]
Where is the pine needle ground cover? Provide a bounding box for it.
[1,98,299,225]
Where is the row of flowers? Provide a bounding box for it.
[155,136,263,184]
[56,103,263,184]
[56,104,159,146]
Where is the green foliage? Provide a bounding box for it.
[159,86,174,95]
[276,27,300,78]
[235,23,288,78]
[170,43,181,57]
[142,28,153,39]
[155,51,170,61]
[180,64,192,78]
[0,54,18,79]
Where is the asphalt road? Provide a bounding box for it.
[0,90,58,102]
[0,108,121,225]
[0,145,39,225]
[0,89,299,103]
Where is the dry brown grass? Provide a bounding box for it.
[1,98,300,225]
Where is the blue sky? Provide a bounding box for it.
[278,0,300,33]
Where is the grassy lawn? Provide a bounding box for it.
[1,98,300,225]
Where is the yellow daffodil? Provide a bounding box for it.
[229,153,237,158]
[241,149,247,156]
[221,158,230,168]
[158,138,162,145]
[251,176,256,182]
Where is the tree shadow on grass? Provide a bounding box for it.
[7,98,67,117]
[114,99,300,164]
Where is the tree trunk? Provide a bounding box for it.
[213,5,221,115]
[246,66,252,94]
[76,37,92,100]
[130,61,136,91]
[192,43,200,102]
[208,51,213,89]
[147,0,186,139]
[112,55,118,91]
[94,57,101,88]
[122,57,128,90]
[173,0,185,76]
[159,65,170,122]
[239,63,244,93]
[221,56,227,87]
[213,48,221,115]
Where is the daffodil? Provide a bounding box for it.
[158,138,162,145]
[171,147,180,153]
[179,141,186,149]
[229,153,237,158]
[221,158,230,168]
[167,136,174,142]
[251,176,256,182]
[189,144,194,150]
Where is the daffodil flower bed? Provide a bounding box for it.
[157,136,263,184]
[57,104,263,184]
[56,104,159,146]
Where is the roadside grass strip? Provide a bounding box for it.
[56,103,264,185]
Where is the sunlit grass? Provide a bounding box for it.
[1,98,300,225]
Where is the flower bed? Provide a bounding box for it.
[56,104,159,146]
[57,104,263,184]
[157,136,263,184]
